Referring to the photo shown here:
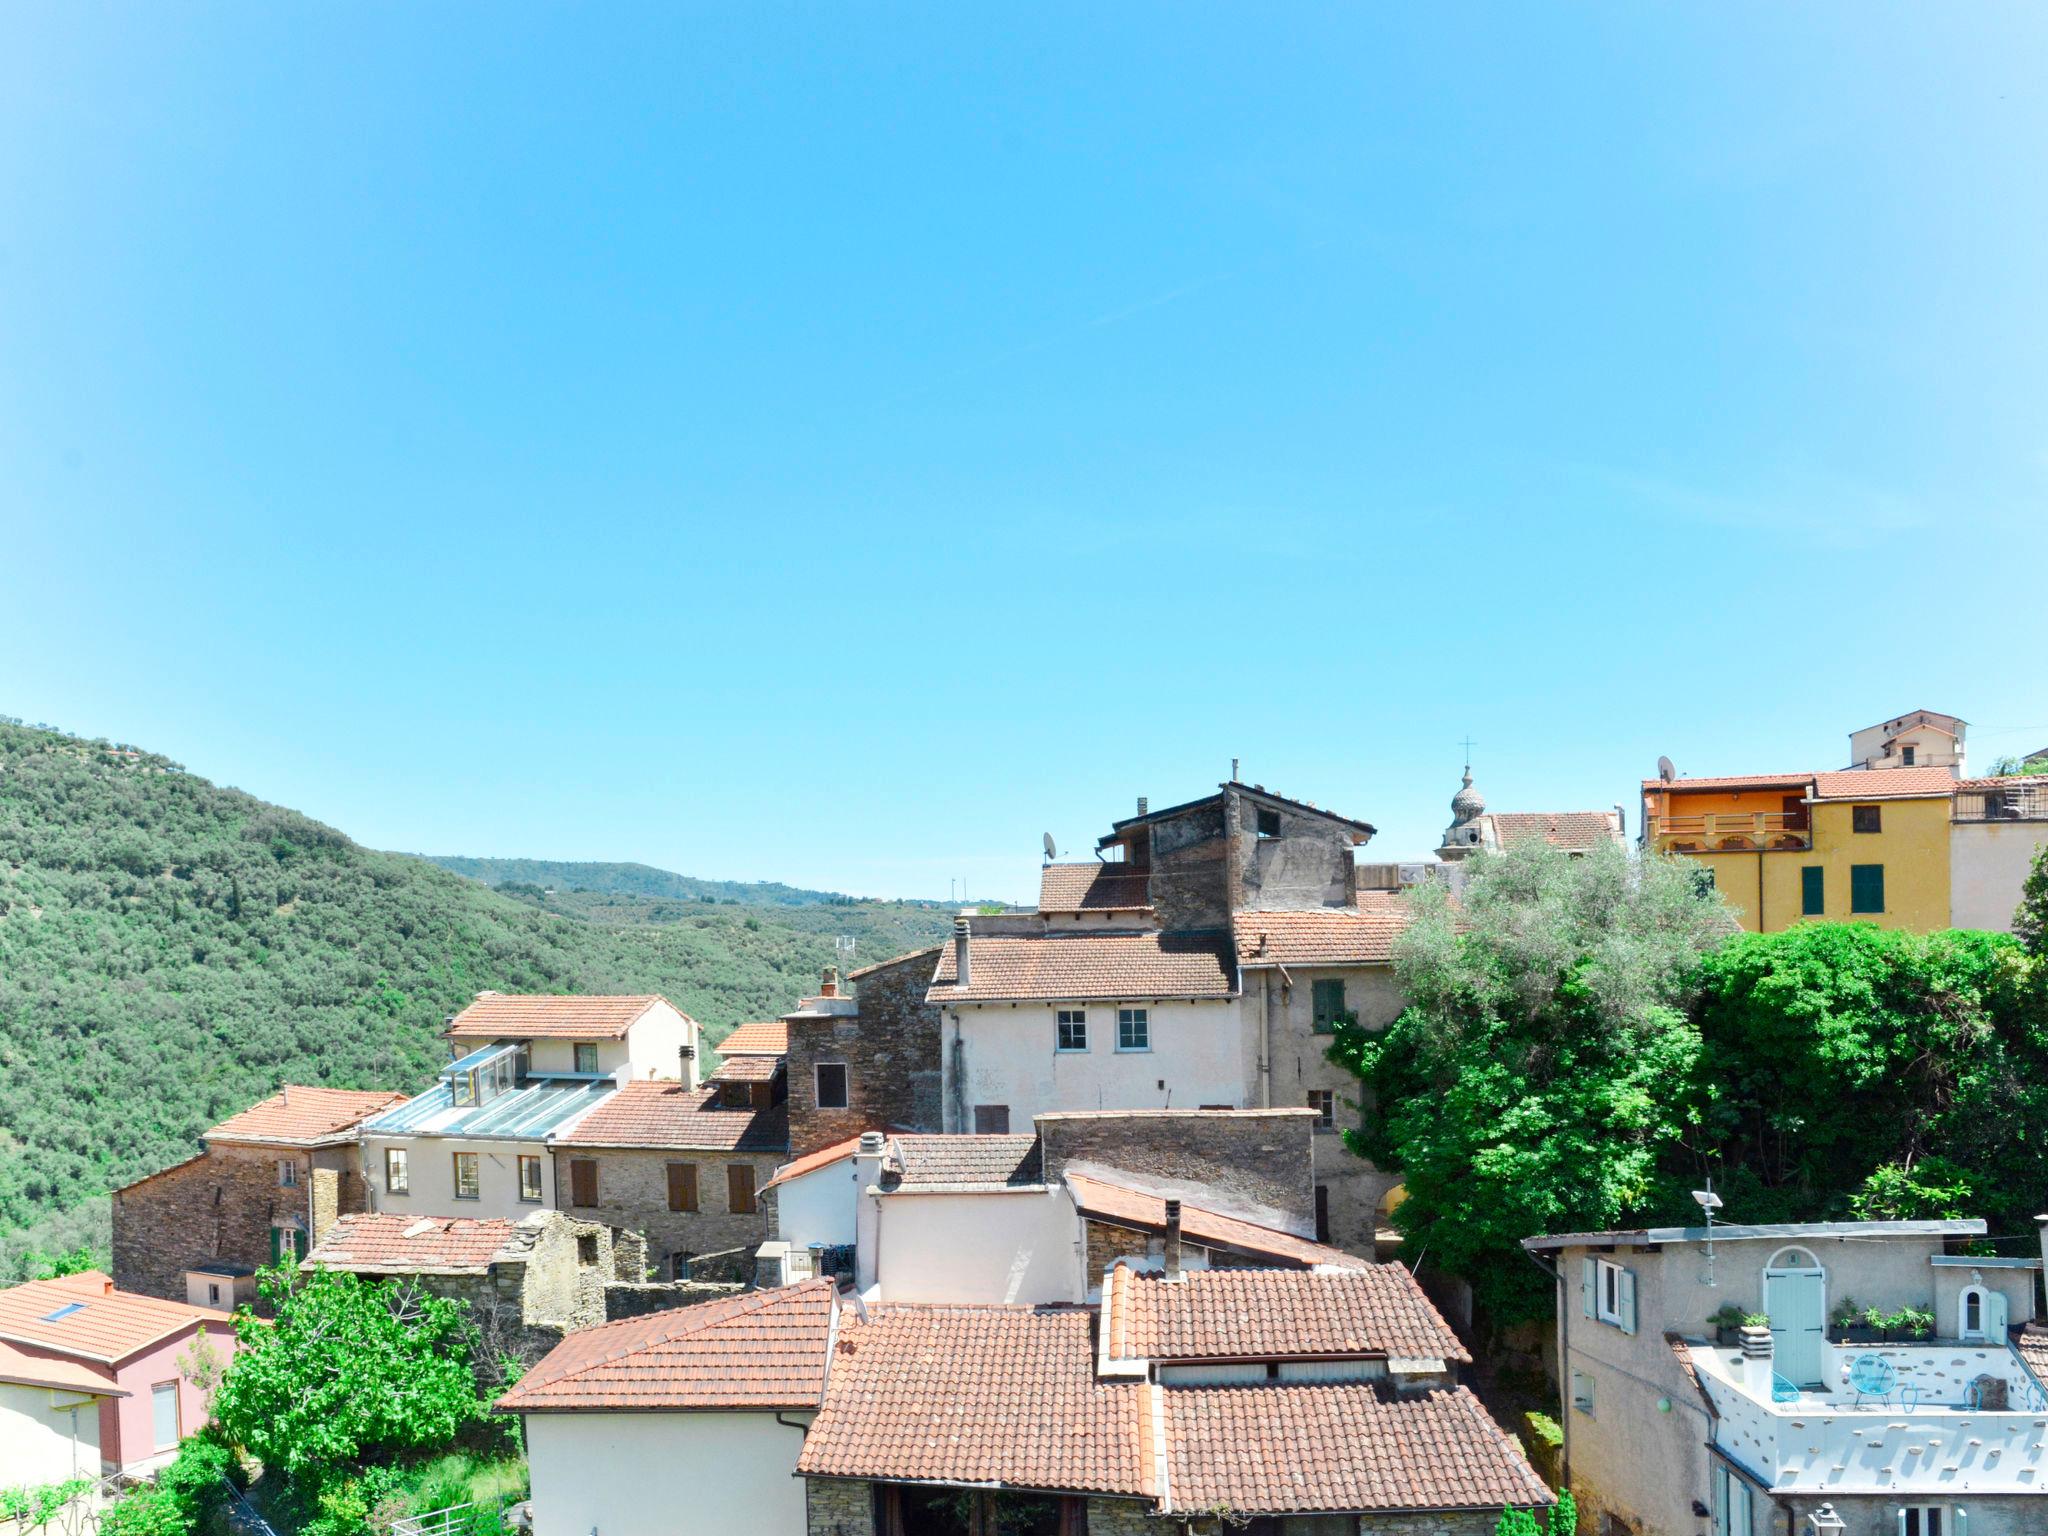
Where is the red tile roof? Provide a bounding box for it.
[1038,864,1153,913]
[206,1086,409,1146]
[796,1304,1146,1495]
[764,1133,870,1192]
[706,1054,782,1084]
[0,1273,219,1365]
[1811,768,1959,800]
[0,1339,123,1396]
[552,1081,787,1153]
[1102,1266,1468,1365]
[1161,1384,1551,1515]
[714,1020,788,1057]
[1065,1173,1364,1271]
[929,931,1237,1004]
[305,1214,519,1274]
[1486,810,1623,852]
[1641,773,1816,793]
[496,1279,838,1412]
[1958,775,2048,790]
[447,992,685,1041]
[1233,898,1413,968]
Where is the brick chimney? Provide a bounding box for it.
[952,916,971,989]
[819,967,839,999]
[1163,1198,1183,1281]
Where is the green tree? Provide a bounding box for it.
[21,1246,94,1279]
[1330,842,1732,1322]
[2017,842,2048,957]
[211,1266,485,1483]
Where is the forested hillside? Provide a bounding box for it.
[0,724,950,1274]
[424,855,950,910]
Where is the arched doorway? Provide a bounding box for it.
[1763,1246,1826,1388]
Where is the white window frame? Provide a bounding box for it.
[1899,1506,1953,1536]
[452,1151,480,1201]
[1117,1007,1150,1052]
[815,1062,850,1109]
[277,1159,298,1189]
[1597,1258,1624,1325]
[385,1147,409,1195]
[1056,1009,1089,1053]
[1960,1285,1986,1341]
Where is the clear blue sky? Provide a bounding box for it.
[4,6,2045,901]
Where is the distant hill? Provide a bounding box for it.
[424,855,944,910]
[0,723,951,1277]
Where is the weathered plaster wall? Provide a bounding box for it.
[1952,820,2048,933]
[526,1409,810,1536]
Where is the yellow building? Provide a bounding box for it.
[1641,767,1958,934]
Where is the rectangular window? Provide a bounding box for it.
[268,1226,304,1264]
[452,1152,480,1201]
[1851,863,1886,914]
[1852,803,1883,834]
[573,1043,600,1074]
[1117,1008,1150,1051]
[569,1157,598,1208]
[1901,1509,1945,1536]
[1901,745,1917,766]
[151,1381,181,1451]
[277,1160,298,1188]
[974,1104,1010,1135]
[518,1155,543,1203]
[207,1283,222,1307]
[815,1063,849,1109]
[1256,807,1282,838]
[1311,979,1348,1034]
[1801,866,1824,916]
[1314,1185,1331,1243]
[1571,1369,1595,1416]
[1307,1089,1335,1130]
[727,1164,758,1215]
[1056,1009,1088,1052]
[667,1162,699,1213]
[1588,1257,1637,1334]
[385,1147,409,1194]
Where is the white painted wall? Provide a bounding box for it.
[521,1001,698,1086]
[0,1385,102,1486]
[1952,821,2048,933]
[773,1158,859,1249]
[524,1409,810,1536]
[874,1187,1083,1305]
[945,999,1246,1129]
[360,1134,554,1221]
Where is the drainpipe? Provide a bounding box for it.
[1256,970,1272,1109]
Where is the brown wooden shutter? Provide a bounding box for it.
[727,1163,757,1215]
[570,1158,598,1208]
[667,1162,698,1213]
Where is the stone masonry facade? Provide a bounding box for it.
[786,949,943,1157]
[113,1139,367,1303]
[1037,1107,1319,1234]
[549,1145,781,1280]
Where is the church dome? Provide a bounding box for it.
[1450,768,1485,823]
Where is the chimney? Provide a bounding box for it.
[2034,1214,2048,1276]
[1137,796,1148,817]
[1163,1198,1183,1280]
[820,967,839,999]
[853,1133,889,1292]
[1231,757,1240,782]
[952,916,971,989]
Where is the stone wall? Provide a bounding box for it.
[602,1281,745,1322]
[1085,1219,1151,1276]
[549,1146,779,1279]
[1037,1108,1319,1234]
[805,1478,875,1536]
[787,949,943,1157]
[1145,799,1231,932]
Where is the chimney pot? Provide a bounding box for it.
[858,1131,885,1155]
[953,916,971,989]
[1163,1198,1183,1279]
[1137,796,1149,816]
[820,966,839,998]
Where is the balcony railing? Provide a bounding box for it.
[1649,812,1812,852]
[1956,783,2048,823]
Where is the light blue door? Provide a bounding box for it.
[1766,1269,1826,1387]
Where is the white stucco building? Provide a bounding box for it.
[1950,777,2048,934]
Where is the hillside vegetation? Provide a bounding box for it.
[423,855,950,911]
[0,723,949,1273]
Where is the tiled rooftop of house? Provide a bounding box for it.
[1102,1265,1469,1365]
[1038,863,1153,913]
[1064,1172,1364,1270]
[0,1338,122,1396]
[928,930,1237,1004]
[705,1054,781,1085]
[495,1279,837,1413]
[888,1134,1044,1189]
[446,991,682,1041]
[305,1214,520,1274]
[1232,897,1413,968]
[552,1081,788,1152]
[0,1273,217,1365]
[1485,810,1624,851]
[795,1303,1146,1495]
[713,1020,787,1056]
[1160,1382,1552,1516]
[763,1133,871,1191]
[1643,768,1960,800]
[205,1085,409,1146]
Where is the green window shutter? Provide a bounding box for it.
[1581,1257,1596,1317]
[1617,1267,1637,1335]
[1801,866,1824,916]
[269,1228,280,1264]
[1312,979,1346,1032]
[1851,864,1885,914]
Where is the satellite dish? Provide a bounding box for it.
[1042,832,1058,863]
[1657,755,1676,783]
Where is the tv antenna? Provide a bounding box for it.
[1693,1179,1724,1286]
[1042,833,1057,865]
[835,935,857,968]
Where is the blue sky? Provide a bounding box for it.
[4,5,2046,901]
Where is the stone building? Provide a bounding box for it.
[111,1085,406,1306]
[783,955,942,1158]
[546,1078,788,1281]
[1435,761,1627,862]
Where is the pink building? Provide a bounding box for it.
[0,1271,239,1474]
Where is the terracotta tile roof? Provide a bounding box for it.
[1065,1173,1364,1270]
[929,931,1237,1004]
[764,1133,870,1192]
[0,1339,123,1396]
[1667,1334,1718,1419]
[447,992,684,1041]
[714,1020,787,1056]
[1160,1383,1551,1515]
[1232,899,1413,968]
[1811,768,1958,801]
[206,1086,409,1146]
[1958,775,2048,790]
[2011,1323,2048,1385]
[0,1273,218,1365]
[1038,863,1153,913]
[305,1214,520,1274]
[496,1279,838,1413]
[796,1304,1146,1494]
[706,1054,782,1084]
[889,1135,1044,1189]
[1103,1266,1468,1365]
[552,1081,788,1153]
[1642,773,1815,793]
[1486,810,1623,852]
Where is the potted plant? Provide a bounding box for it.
[1899,1305,1934,1341]
[1863,1305,1890,1342]
[1832,1298,1874,1344]
[1709,1303,1747,1347]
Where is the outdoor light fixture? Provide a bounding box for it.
[1694,1180,1724,1287]
[1806,1504,1846,1534]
